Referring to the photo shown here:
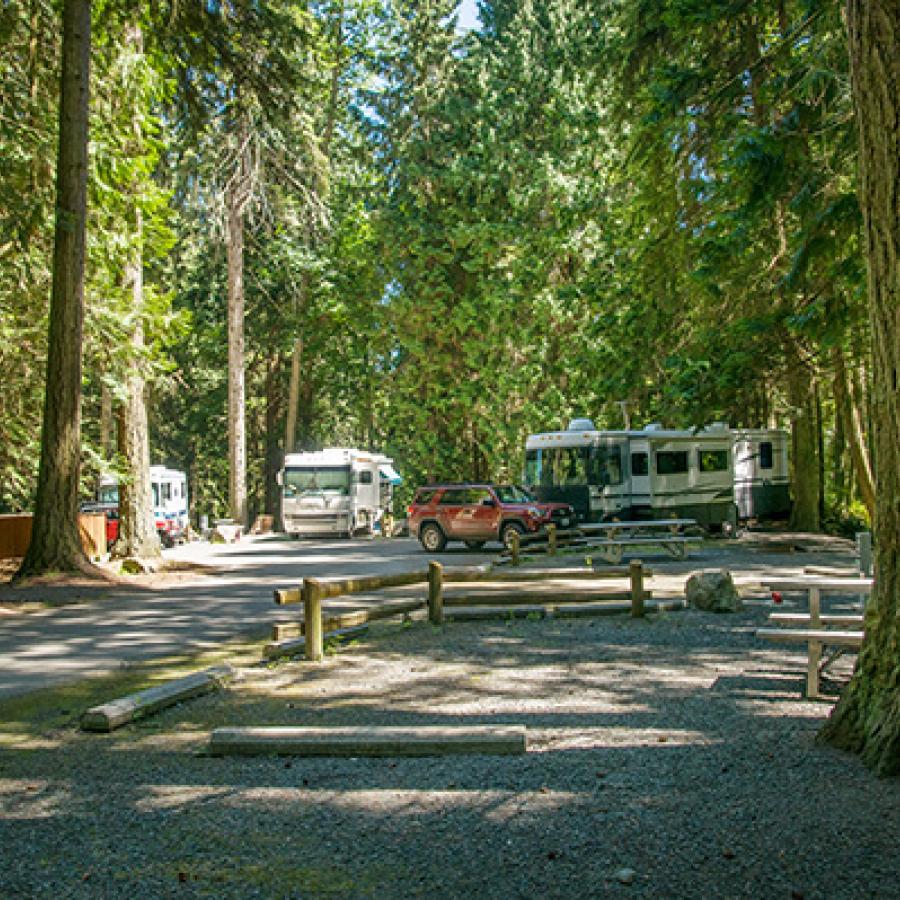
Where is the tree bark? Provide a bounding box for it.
[284,336,302,455]
[819,0,900,776]
[832,345,876,519]
[226,137,250,527]
[15,0,92,581]
[264,352,283,521]
[786,351,821,532]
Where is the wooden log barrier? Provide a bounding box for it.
[509,530,520,566]
[548,523,557,556]
[208,724,528,757]
[81,664,234,732]
[428,560,444,625]
[304,578,324,661]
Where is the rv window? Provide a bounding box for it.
[359,471,373,484]
[283,466,351,496]
[593,446,623,486]
[152,484,160,507]
[524,450,541,486]
[631,453,648,476]
[759,442,773,469]
[656,451,689,475]
[698,449,728,472]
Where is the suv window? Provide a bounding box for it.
[439,488,470,504]
[413,488,439,505]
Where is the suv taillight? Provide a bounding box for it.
[407,505,414,515]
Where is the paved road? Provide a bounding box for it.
[0,531,854,700]
[0,534,496,700]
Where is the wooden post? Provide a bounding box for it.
[548,523,557,556]
[304,578,324,661]
[510,530,520,566]
[428,560,444,625]
[630,559,644,618]
[856,531,872,577]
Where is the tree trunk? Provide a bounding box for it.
[226,161,249,528]
[284,336,302,455]
[114,218,159,558]
[786,353,821,532]
[819,0,900,776]
[15,0,91,581]
[832,345,876,519]
[264,352,283,522]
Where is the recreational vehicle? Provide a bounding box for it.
[732,429,791,520]
[85,466,189,548]
[279,448,401,538]
[524,420,737,530]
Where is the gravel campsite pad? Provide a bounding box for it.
[2,583,899,899]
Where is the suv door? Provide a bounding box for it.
[435,488,471,539]
[462,487,502,539]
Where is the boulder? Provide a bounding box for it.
[685,569,743,613]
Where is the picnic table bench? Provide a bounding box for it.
[756,576,872,699]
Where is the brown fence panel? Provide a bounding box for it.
[0,512,107,559]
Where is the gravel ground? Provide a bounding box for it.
[1,533,897,899]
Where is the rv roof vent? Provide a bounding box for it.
[644,422,664,431]
[567,418,595,431]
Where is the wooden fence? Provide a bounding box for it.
[271,560,654,662]
[0,512,107,560]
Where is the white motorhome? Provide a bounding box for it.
[150,466,189,545]
[732,428,791,520]
[279,448,401,538]
[524,420,737,530]
[90,466,189,547]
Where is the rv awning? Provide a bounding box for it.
[379,464,402,485]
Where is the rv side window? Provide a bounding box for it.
[359,471,373,484]
[594,446,623,486]
[698,450,729,472]
[759,442,773,469]
[631,453,648,476]
[656,451,688,475]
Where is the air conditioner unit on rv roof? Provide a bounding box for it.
[567,418,595,431]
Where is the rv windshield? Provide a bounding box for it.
[98,484,119,504]
[525,446,623,488]
[284,466,351,497]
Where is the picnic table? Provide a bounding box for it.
[577,518,701,563]
[756,576,872,699]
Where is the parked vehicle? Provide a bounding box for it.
[279,448,401,538]
[732,428,791,520]
[150,466,189,547]
[82,467,189,549]
[407,483,575,552]
[524,420,739,530]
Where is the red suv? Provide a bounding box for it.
[407,483,575,552]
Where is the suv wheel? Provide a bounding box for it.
[500,521,524,549]
[419,522,447,553]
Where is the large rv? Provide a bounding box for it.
[732,429,791,520]
[524,420,737,530]
[279,448,401,538]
